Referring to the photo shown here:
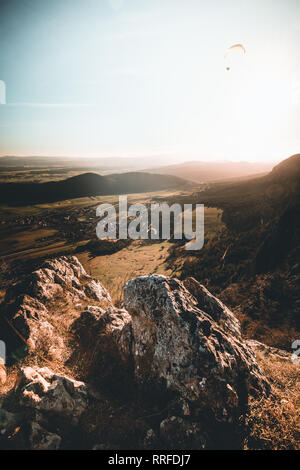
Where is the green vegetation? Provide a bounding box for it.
[0,172,193,205]
[78,240,173,306]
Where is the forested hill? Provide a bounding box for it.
[0,171,193,205]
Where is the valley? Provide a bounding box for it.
[0,188,224,302]
[1,155,299,350]
[0,154,299,451]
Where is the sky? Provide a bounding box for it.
[0,0,299,163]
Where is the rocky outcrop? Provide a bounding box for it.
[123,275,270,447]
[4,256,111,306]
[0,366,92,450]
[0,256,112,359]
[70,270,271,449]
[124,275,269,396]
[0,257,273,450]
[19,366,89,425]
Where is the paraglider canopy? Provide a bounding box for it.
[225,44,246,70]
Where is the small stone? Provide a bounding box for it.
[29,422,61,450]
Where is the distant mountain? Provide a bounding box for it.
[251,154,300,273]
[145,161,274,182]
[0,171,193,205]
[194,153,300,268]
[0,155,182,171]
[168,154,300,348]
[209,153,300,206]
[269,153,300,182]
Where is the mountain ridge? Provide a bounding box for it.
[143,160,274,182]
[0,171,193,205]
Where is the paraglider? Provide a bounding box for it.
[225,44,246,70]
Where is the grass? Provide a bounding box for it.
[245,349,300,450]
[203,207,224,239]
[0,189,181,216]
[0,228,57,257]
[77,240,173,305]
[75,206,223,305]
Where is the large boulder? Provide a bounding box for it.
[124,275,270,448]
[4,256,112,308]
[182,277,241,337]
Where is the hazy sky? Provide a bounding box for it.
[0,0,299,162]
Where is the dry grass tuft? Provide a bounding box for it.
[245,350,300,449]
